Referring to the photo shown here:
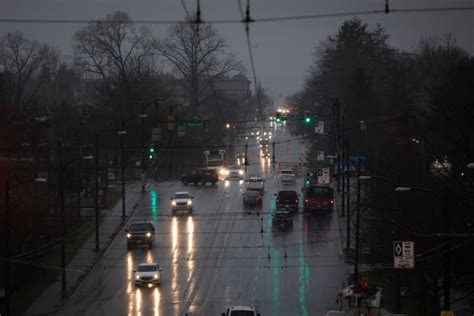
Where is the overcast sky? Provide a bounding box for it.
[1,0,473,105]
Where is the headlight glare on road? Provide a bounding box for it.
[146,232,151,237]
[126,233,131,238]
[187,200,192,206]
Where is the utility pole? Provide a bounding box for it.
[443,186,450,311]
[168,105,173,178]
[94,134,100,251]
[341,115,345,217]
[244,143,249,173]
[4,180,11,316]
[335,99,341,193]
[59,160,67,295]
[346,135,351,250]
[272,142,276,170]
[354,158,361,286]
[154,99,160,181]
[395,176,402,313]
[141,103,146,193]
[121,118,126,221]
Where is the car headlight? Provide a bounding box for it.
[239,170,244,175]
[127,233,131,238]
[135,274,140,280]
[153,274,159,279]
[187,200,192,206]
[219,168,228,176]
[172,201,176,206]
[146,232,151,238]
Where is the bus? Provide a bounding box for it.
[204,149,227,178]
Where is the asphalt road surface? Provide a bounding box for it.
[58,122,349,316]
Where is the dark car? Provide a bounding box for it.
[181,168,218,185]
[243,190,262,207]
[303,185,334,214]
[125,221,155,250]
[275,190,299,213]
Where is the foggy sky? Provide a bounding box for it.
[1,0,472,105]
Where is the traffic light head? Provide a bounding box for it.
[304,111,312,124]
[149,144,156,154]
[275,112,282,123]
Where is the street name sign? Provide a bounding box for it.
[393,241,415,269]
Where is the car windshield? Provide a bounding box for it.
[281,170,293,174]
[245,191,260,197]
[174,193,190,199]
[129,223,150,231]
[229,165,241,170]
[229,311,255,316]
[248,178,262,182]
[306,186,332,197]
[278,191,297,198]
[137,265,158,272]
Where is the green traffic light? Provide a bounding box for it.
[149,147,155,153]
[276,117,282,123]
[304,116,312,124]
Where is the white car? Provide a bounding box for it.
[278,169,296,184]
[134,263,162,287]
[246,176,265,194]
[222,306,261,316]
[171,191,193,215]
[227,165,245,180]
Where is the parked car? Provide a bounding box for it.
[275,190,300,213]
[181,168,218,185]
[222,305,261,316]
[125,221,155,250]
[227,165,245,180]
[278,168,296,184]
[246,176,265,194]
[243,190,262,207]
[134,262,162,287]
[171,192,193,215]
[303,185,334,214]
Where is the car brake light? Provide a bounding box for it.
[330,200,334,204]
[295,199,298,203]
[305,199,308,203]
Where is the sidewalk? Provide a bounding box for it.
[25,181,149,316]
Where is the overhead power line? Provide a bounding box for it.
[0,6,472,25]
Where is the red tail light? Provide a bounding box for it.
[305,199,308,203]
[330,200,334,204]
[295,199,299,203]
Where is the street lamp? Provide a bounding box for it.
[395,185,450,311]
[58,156,93,296]
[3,177,46,316]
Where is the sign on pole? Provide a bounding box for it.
[317,168,330,184]
[393,241,415,269]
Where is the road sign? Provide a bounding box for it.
[317,168,330,184]
[393,241,415,269]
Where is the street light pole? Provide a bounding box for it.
[442,186,450,311]
[59,160,66,295]
[94,134,100,251]
[354,159,361,286]
[4,180,11,316]
[346,135,351,250]
[121,119,126,221]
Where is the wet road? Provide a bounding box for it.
[58,123,349,316]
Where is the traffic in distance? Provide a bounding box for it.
[122,124,336,315]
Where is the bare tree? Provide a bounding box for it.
[154,20,242,114]
[0,32,59,106]
[73,11,161,125]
